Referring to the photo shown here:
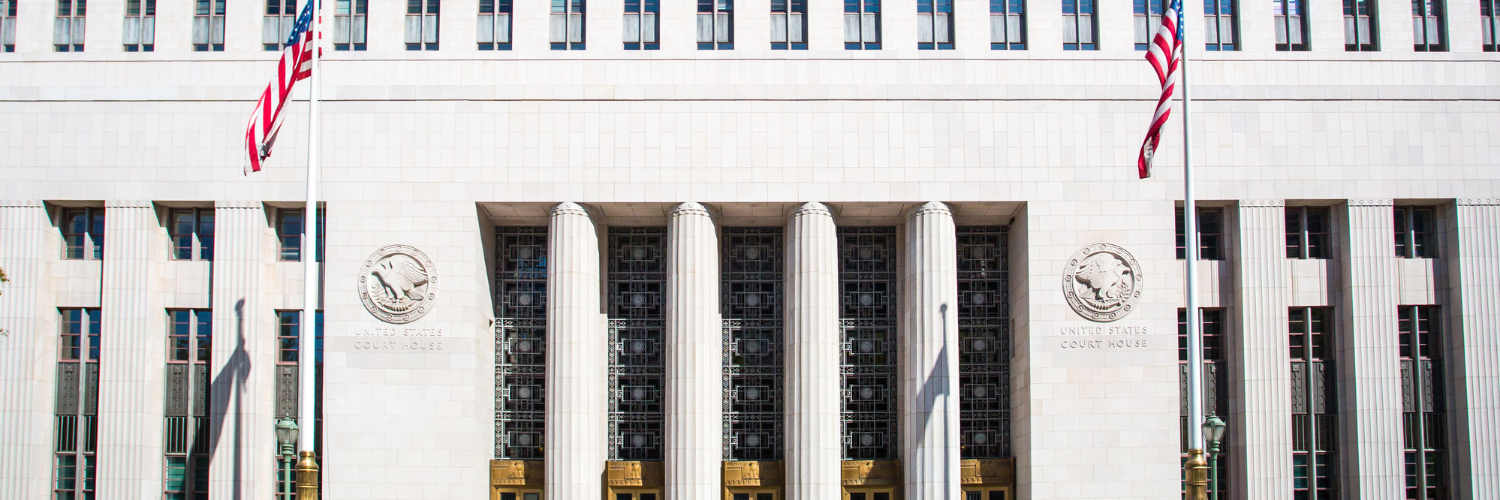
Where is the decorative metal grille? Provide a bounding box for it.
[957,226,1010,459]
[55,308,100,500]
[1290,307,1336,500]
[1400,305,1447,500]
[838,226,898,460]
[721,227,785,461]
[495,227,549,460]
[608,227,667,461]
[1178,308,1228,497]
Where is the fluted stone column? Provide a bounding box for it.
[1448,198,1500,499]
[1337,199,1404,498]
[97,200,168,497]
[900,202,960,499]
[784,202,841,500]
[1231,200,1292,500]
[0,201,59,500]
[208,201,277,500]
[545,202,607,498]
[664,202,722,500]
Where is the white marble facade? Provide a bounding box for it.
[1,1,1499,498]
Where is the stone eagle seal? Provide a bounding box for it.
[358,244,439,324]
[1061,243,1143,322]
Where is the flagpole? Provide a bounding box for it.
[299,0,321,459]
[1181,15,1206,458]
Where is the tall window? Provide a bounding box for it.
[917,0,953,49]
[495,228,547,460]
[698,0,733,49]
[721,227,785,461]
[194,0,226,51]
[1062,0,1096,50]
[406,0,439,50]
[1485,0,1498,51]
[1134,0,1163,50]
[1343,0,1376,51]
[274,310,323,500]
[958,227,1010,459]
[1394,206,1437,259]
[2,0,15,52]
[1290,307,1337,500]
[623,0,657,49]
[1285,206,1330,259]
[770,0,805,49]
[55,308,100,500]
[1178,308,1228,499]
[844,0,880,49]
[607,227,667,461]
[164,310,210,500]
[169,209,214,261]
[1412,0,1445,51]
[62,207,105,261]
[277,208,324,262]
[1176,207,1225,260]
[1203,0,1237,50]
[839,227,898,460]
[123,0,156,51]
[54,0,85,52]
[990,0,1025,49]
[1400,306,1447,500]
[1274,0,1309,50]
[335,0,367,50]
[549,0,584,49]
[263,0,294,50]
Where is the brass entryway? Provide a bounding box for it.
[723,460,783,500]
[605,461,663,500]
[842,460,901,500]
[489,460,544,500]
[960,459,1015,500]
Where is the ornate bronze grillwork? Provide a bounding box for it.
[1291,307,1337,500]
[608,227,667,461]
[721,227,786,461]
[1401,305,1447,500]
[495,227,548,460]
[957,226,1010,459]
[838,226,898,460]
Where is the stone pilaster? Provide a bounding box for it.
[784,202,841,500]
[900,202,960,499]
[1231,200,1292,500]
[97,200,168,498]
[1447,198,1500,499]
[1337,199,1404,498]
[545,202,607,498]
[664,202,722,500]
[0,201,59,500]
[207,201,277,500]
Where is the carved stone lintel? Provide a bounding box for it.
[840,460,902,486]
[0,200,44,208]
[606,461,664,487]
[1239,199,1284,208]
[105,200,153,209]
[490,460,545,487]
[723,461,784,487]
[1347,199,1394,207]
[214,200,263,209]
[960,458,1016,486]
[1457,198,1500,206]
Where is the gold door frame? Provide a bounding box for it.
[490,460,544,500]
[960,458,1015,499]
[723,460,784,500]
[841,460,902,500]
[605,461,664,499]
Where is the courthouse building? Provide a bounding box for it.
[1,0,1499,499]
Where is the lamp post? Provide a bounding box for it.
[275,418,299,499]
[1202,415,1227,500]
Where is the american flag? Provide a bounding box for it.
[1137,0,1184,179]
[243,0,317,174]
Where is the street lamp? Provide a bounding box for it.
[1202,415,1227,500]
[275,418,299,499]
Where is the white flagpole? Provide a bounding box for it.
[1180,12,1205,455]
[300,0,321,456]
